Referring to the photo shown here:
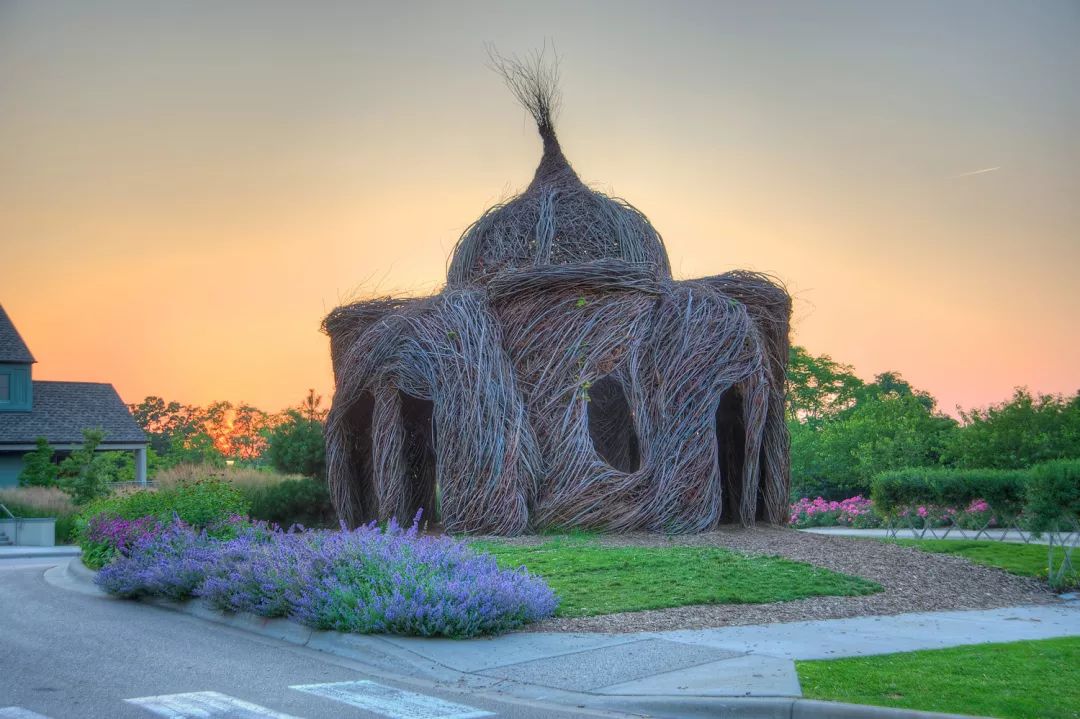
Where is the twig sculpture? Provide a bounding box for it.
[324,53,791,535]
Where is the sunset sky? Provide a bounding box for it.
[2,0,1077,416]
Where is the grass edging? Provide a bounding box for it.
[797,637,1080,719]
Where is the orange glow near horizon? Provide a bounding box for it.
[1,2,1077,417]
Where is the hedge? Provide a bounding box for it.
[871,460,1080,532]
[871,468,1028,519]
[1026,459,1080,534]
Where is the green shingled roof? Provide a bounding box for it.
[0,381,147,445]
[0,304,35,364]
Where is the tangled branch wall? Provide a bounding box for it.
[324,60,791,535]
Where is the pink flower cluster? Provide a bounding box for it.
[789,496,874,526]
[788,496,996,529]
[86,514,160,555]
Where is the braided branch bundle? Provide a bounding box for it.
[323,54,791,535]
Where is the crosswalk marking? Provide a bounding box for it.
[290,681,494,719]
[0,709,53,719]
[125,691,302,719]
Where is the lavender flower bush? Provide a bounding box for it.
[94,514,558,638]
[81,514,163,569]
[96,520,218,601]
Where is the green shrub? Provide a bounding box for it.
[1026,459,1080,534]
[871,467,1028,518]
[265,409,326,478]
[54,514,78,544]
[80,478,248,528]
[77,479,249,568]
[18,437,59,488]
[242,477,336,529]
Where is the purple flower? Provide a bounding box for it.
[86,514,161,555]
[95,513,558,638]
[95,519,216,601]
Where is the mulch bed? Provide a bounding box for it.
[488,528,1061,633]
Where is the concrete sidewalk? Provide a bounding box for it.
[45,556,1080,718]
[378,603,1080,699]
[799,526,1075,544]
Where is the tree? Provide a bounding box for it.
[57,429,115,504]
[858,371,936,412]
[128,396,206,455]
[18,437,59,488]
[299,388,329,422]
[265,409,326,478]
[791,393,956,498]
[165,432,225,467]
[786,346,865,426]
[945,388,1080,469]
[204,401,273,461]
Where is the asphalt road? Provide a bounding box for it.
[0,560,608,719]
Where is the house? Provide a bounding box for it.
[0,304,147,487]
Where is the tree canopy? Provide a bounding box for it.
[785,345,1077,499]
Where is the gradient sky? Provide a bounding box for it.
[2,0,1077,416]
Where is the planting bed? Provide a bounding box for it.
[483,527,1060,633]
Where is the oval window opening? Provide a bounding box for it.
[586,375,641,473]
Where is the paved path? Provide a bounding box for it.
[378,602,1080,700]
[799,527,1075,544]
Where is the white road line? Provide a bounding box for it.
[125,691,302,719]
[290,681,494,719]
[0,709,53,719]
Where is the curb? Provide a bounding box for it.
[66,557,98,581]
[0,547,81,560]
[53,558,995,719]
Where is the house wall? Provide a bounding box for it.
[0,453,23,488]
[0,361,33,412]
[0,518,56,546]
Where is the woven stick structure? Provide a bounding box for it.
[324,56,791,535]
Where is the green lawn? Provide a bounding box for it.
[473,538,881,617]
[797,637,1080,719]
[889,539,1078,587]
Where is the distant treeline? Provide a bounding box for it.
[786,346,1079,499]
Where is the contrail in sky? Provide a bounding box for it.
[947,166,1001,179]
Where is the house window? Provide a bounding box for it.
[0,373,9,401]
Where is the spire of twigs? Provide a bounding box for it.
[487,44,574,187]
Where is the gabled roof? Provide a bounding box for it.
[0,381,146,445]
[0,304,35,363]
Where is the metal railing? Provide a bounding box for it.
[886,513,1078,588]
[106,481,156,492]
[0,502,20,545]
